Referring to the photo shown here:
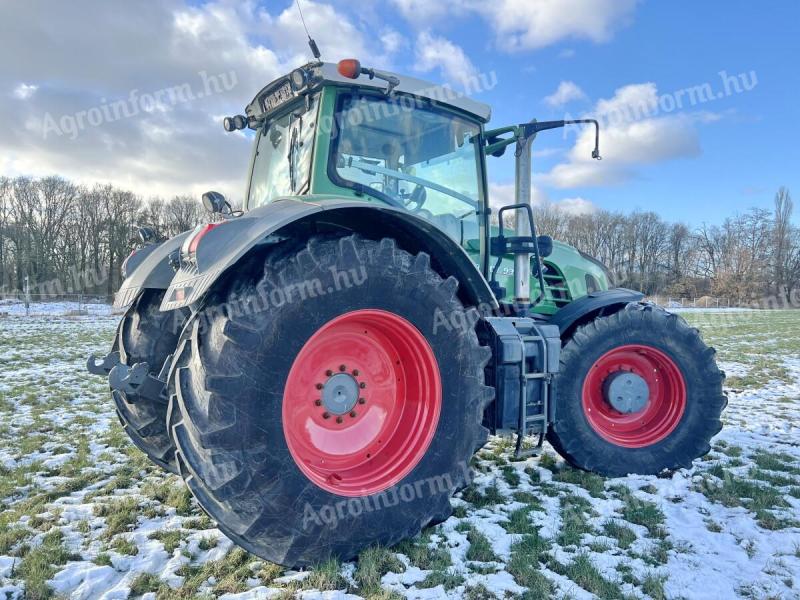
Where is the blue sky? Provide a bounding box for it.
[357,1,799,224]
[2,0,797,225]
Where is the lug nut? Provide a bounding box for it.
[336,416,343,424]
[339,364,347,372]
[326,370,333,377]
[349,411,357,418]
[322,412,330,419]
[359,382,366,389]
[314,399,322,406]
[352,369,359,376]
[316,383,323,390]
[358,397,366,404]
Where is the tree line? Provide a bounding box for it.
[0,175,797,307]
[0,176,211,298]
[533,186,798,306]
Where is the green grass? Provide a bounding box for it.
[16,530,79,600]
[751,450,800,474]
[557,495,595,547]
[551,465,606,498]
[459,484,505,508]
[396,531,450,570]
[617,488,666,538]
[141,480,195,515]
[302,558,346,591]
[0,526,29,554]
[698,471,789,528]
[464,583,498,600]
[642,572,667,599]
[95,497,140,538]
[501,465,521,486]
[94,552,113,567]
[417,568,465,590]
[551,553,622,599]
[111,536,138,556]
[354,546,405,597]
[507,530,552,598]
[149,530,183,553]
[172,547,256,597]
[129,572,162,596]
[503,506,538,535]
[602,520,637,549]
[464,526,497,562]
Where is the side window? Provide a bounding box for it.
[248,95,318,209]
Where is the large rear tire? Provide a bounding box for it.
[548,303,726,477]
[167,235,493,566]
[114,289,188,474]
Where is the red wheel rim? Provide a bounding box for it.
[282,309,441,496]
[581,344,686,448]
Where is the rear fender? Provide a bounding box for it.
[548,288,645,340]
[114,231,191,309]
[160,198,498,312]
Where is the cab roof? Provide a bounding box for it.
[245,62,492,124]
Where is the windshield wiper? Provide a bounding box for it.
[287,123,298,192]
[349,159,478,209]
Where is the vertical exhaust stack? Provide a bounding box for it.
[513,131,535,311]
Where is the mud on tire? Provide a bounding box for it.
[114,288,188,473]
[167,235,494,566]
[548,303,727,477]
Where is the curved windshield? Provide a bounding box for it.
[331,93,482,245]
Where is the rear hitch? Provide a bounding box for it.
[108,357,171,405]
[87,351,121,376]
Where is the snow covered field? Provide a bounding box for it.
[0,309,798,599]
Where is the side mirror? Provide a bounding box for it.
[137,226,157,244]
[202,191,229,215]
[537,235,553,258]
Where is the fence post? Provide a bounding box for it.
[24,275,30,317]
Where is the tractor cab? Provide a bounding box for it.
[240,61,486,246]
[226,60,608,315]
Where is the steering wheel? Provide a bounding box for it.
[403,185,427,212]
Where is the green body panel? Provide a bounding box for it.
[248,83,609,315]
[480,240,609,315]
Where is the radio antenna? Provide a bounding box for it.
[295,0,321,60]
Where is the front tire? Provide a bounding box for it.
[167,235,493,566]
[548,303,726,477]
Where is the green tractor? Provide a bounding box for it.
[88,59,726,567]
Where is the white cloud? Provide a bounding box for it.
[479,0,638,51]
[390,0,452,23]
[380,29,408,54]
[13,83,38,99]
[0,1,383,200]
[392,0,638,52]
[489,182,550,210]
[543,81,587,107]
[542,82,707,188]
[414,31,478,87]
[489,182,596,214]
[554,196,597,215]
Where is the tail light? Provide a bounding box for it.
[184,222,223,256]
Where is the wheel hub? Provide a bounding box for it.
[581,344,687,448]
[321,372,360,415]
[604,371,649,414]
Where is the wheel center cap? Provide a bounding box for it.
[604,371,650,414]
[321,373,359,415]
